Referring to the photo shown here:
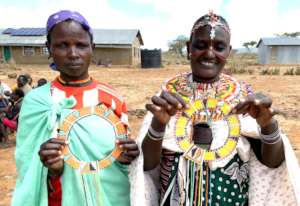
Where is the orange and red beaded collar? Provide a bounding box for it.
[57,75,93,87]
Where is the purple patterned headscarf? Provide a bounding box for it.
[46,10,93,37]
[46,10,93,71]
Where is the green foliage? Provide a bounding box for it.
[272,68,280,75]
[225,52,257,75]
[224,66,254,75]
[284,68,294,75]
[295,67,300,75]
[275,32,300,37]
[283,67,300,75]
[242,41,257,51]
[259,68,280,75]
[260,69,269,75]
[168,35,189,57]
[162,51,189,65]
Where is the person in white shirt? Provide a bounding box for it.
[0,80,12,109]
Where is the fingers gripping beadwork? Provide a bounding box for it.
[58,104,127,174]
[164,73,244,164]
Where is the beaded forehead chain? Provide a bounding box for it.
[191,11,231,40]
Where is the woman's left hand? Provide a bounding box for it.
[232,92,279,128]
[116,138,140,164]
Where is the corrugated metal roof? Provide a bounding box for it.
[10,28,46,36]
[94,29,143,45]
[257,37,300,47]
[0,28,143,46]
[0,29,46,46]
[2,28,16,34]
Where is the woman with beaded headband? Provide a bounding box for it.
[130,12,300,206]
[12,10,139,206]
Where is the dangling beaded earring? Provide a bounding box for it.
[49,62,58,71]
[48,56,58,71]
[47,47,58,71]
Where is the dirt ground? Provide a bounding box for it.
[0,65,299,205]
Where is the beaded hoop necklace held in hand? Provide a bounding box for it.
[164,72,244,163]
[58,104,127,174]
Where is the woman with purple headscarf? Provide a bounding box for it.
[12,10,139,206]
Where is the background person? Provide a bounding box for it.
[36,78,48,87]
[12,74,32,95]
[0,80,12,110]
[0,89,24,142]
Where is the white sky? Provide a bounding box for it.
[0,0,300,50]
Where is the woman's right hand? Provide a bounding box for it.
[38,138,67,176]
[143,91,186,170]
[145,91,187,126]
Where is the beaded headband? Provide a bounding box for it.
[191,11,231,40]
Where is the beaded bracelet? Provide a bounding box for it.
[47,170,63,178]
[260,128,281,144]
[147,130,164,141]
[148,125,165,137]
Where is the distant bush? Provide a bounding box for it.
[162,51,189,65]
[247,69,254,75]
[295,67,300,75]
[271,68,280,75]
[236,68,247,74]
[225,66,254,75]
[260,69,270,75]
[161,51,259,70]
[227,53,258,67]
[225,53,257,75]
[284,68,294,75]
[259,68,280,75]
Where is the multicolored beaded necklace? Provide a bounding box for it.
[164,72,243,163]
[57,75,92,87]
[58,104,126,174]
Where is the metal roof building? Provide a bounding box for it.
[0,28,143,66]
[256,37,300,64]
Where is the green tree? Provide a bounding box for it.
[275,32,300,37]
[168,35,189,57]
[243,41,257,51]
